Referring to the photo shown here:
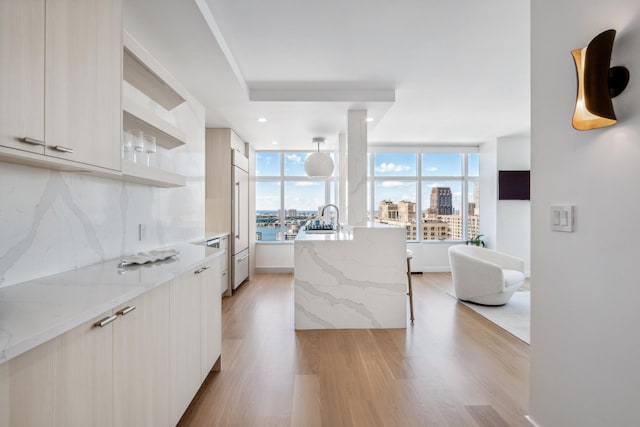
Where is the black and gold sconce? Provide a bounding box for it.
[571,29,630,131]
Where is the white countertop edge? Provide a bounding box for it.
[0,244,225,365]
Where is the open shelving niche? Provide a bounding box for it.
[121,30,190,188]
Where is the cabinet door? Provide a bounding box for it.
[6,311,113,426]
[0,0,45,154]
[53,310,114,427]
[7,339,56,426]
[200,257,222,379]
[0,360,8,426]
[45,0,121,170]
[113,285,171,427]
[170,269,202,425]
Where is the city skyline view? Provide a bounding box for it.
[255,151,479,241]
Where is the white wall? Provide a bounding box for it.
[256,243,295,272]
[497,134,531,274]
[479,139,498,248]
[530,2,640,426]
[0,84,206,288]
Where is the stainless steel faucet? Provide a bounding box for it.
[321,204,340,232]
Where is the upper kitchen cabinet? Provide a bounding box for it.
[0,0,45,155]
[0,0,122,172]
[45,0,122,170]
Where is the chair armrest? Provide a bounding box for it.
[449,251,506,298]
[476,250,525,273]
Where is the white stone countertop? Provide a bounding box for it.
[0,241,225,365]
[295,223,402,242]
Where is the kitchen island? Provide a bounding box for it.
[294,225,407,329]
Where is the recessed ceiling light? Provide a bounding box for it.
[258,117,267,123]
[366,117,374,122]
[271,141,278,145]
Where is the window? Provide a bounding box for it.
[255,151,336,241]
[369,148,479,241]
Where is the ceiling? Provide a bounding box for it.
[123,0,530,150]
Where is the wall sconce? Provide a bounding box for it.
[304,137,334,178]
[571,29,629,131]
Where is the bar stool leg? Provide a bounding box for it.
[407,257,415,323]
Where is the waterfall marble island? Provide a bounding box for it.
[294,225,407,329]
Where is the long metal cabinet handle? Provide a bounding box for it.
[116,305,136,316]
[21,137,46,146]
[238,254,249,262]
[235,182,240,239]
[194,265,210,274]
[94,314,118,328]
[50,145,74,153]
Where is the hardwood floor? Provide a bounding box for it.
[178,273,529,427]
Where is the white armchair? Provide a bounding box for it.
[448,245,525,306]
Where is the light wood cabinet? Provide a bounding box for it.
[170,266,204,425]
[45,0,121,170]
[201,256,222,379]
[54,310,114,427]
[0,0,45,155]
[5,310,113,427]
[0,359,8,426]
[170,258,224,424]
[113,284,170,427]
[0,0,121,171]
[1,258,223,427]
[206,129,248,296]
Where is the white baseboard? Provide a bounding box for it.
[255,267,293,274]
[525,415,541,427]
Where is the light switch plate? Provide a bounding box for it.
[550,206,574,232]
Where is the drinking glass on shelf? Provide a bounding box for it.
[129,129,144,164]
[122,131,135,163]
[143,135,157,167]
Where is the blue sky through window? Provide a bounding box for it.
[285,181,325,212]
[374,153,416,176]
[256,152,280,176]
[284,152,306,176]
[256,181,280,211]
[422,153,462,176]
[468,153,479,176]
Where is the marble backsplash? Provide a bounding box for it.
[0,86,206,288]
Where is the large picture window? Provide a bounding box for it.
[256,151,336,241]
[369,148,479,241]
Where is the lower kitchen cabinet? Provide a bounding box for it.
[0,360,8,426]
[170,258,222,425]
[201,256,222,379]
[6,310,114,427]
[1,255,223,427]
[170,266,203,425]
[114,284,170,427]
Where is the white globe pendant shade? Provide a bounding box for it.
[304,137,334,177]
[305,152,334,177]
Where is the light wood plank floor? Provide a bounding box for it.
[179,273,529,427]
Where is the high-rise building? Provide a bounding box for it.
[378,200,398,220]
[429,187,453,215]
[398,200,416,223]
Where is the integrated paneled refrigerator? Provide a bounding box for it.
[231,149,249,289]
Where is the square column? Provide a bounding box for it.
[347,110,367,226]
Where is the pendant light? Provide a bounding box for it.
[304,137,334,178]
